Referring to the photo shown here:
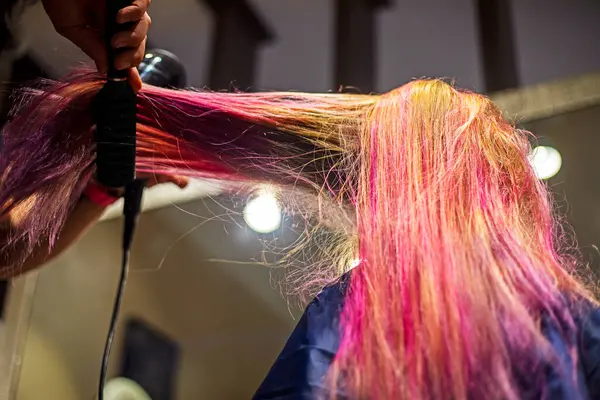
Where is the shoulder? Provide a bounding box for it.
[577,301,600,344]
[273,271,350,357]
[306,272,350,318]
[252,273,350,399]
[576,303,600,396]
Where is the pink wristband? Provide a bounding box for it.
[84,182,121,207]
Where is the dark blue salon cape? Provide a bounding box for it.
[253,275,600,399]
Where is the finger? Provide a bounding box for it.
[114,37,146,70]
[57,27,108,73]
[135,172,153,180]
[146,175,188,189]
[117,0,151,23]
[144,178,160,188]
[112,14,150,49]
[128,68,143,92]
[170,176,189,189]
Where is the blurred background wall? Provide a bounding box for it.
[16,198,304,400]
[9,0,600,93]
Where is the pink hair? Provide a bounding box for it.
[0,73,595,399]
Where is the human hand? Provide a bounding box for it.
[143,174,189,189]
[41,0,151,91]
[85,174,189,207]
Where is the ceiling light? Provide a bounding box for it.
[528,145,562,180]
[104,378,151,400]
[243,189,282,234]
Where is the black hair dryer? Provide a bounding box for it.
[138,48,187,89]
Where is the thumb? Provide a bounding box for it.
[128,68,143,92]
[61,27,108,73]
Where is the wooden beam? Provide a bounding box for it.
[334,0,391,93]
[492,71,600,123]
[203,0,274,90]
[204,0,273,42]
[475,0,520,92]
[369,0,392,8]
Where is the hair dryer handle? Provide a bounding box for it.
[106,0,134,80]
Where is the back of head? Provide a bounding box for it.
[334,79,593,399]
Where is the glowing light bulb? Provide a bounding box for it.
[528,145,562,180]
[243,190,282,234]
[104,378,151,400]
[144,53,153,59]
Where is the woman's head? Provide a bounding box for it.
[336,79,593,399]
[357,79,562,270]
[0,73,594,399]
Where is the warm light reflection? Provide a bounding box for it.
[104,377,151,400]
[529,145,562,180]
[243,188,282,234]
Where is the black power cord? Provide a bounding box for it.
[94,0,138,398]
[95,44,187,398]
[97,179,146,400]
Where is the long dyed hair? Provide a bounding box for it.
[0,72,595,399]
